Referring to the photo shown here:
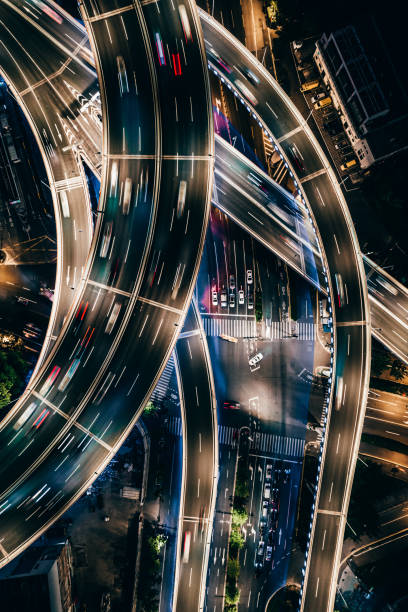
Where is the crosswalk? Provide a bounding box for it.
[250,432,305,458]
[164,419,305,458]
[202,316,257,338]
[218,425,238,446]
[150,353,176,404]
[266,320,316,341]
[165,415,182,437]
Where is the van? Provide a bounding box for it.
[300,80,319,93]
[340,159,357,171]
[264,482,271,500]
[314,97,332,110]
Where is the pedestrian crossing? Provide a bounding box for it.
[150,353,176,404]
[266,320,316,341]
[202,316,256,338]
[164,419,305,458]
[218,425,238,446]
[250,432,305,458]
[165,415,182,437]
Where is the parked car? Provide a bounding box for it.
[340,159,357,171]
[311,92,326,104]
[249,352,263,366]
[314,96,332,109]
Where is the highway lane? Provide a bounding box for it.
[0,0,213,571]
[1,0,161,553]
[0,5,97,375]
[0,0,160,550]
[365,255,408,332]
[212,137,408,362]
[370,298,408,364]
[213,135,325,291]
[173,300,218,611]
[16,4,408,363]
[198,13,371,611]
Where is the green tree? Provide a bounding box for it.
[0,350,27,409]
[229,526,245,552]
[371,344,392,377]
[232,507,248,528]
[227,558,240,581]
[225,582,240,606]
[390,359,408,381]
[144,401,158,416]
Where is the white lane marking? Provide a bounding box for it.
[333,234,341,255]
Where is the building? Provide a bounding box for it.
[0,538,74,612]
[313,18,408,169]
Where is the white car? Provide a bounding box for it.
[220,290,227,308]
[247,269,253,284]
[212,290,218,306]
[311,92,326,104]
[249,352,263,366]
[239,289,245,304]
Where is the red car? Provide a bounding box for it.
[223,401,240,410]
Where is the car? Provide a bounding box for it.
[247,269,253,284]
[340,159,357,171]
[311,92,326,104]
[105,302,121,334]
[239,289,245,304]
[178,4,192,42]
[229,292,235,308]
[229,274,235,289]
[289,144,305,171]
[116,55,129,95]
[265,464,272,480]
[212,289,218,306]
[40,365,61,397]
[254,541,265,568]
[249,352,263,366]
[264,482,271,499]
[248,292,254,310]
[155,32,166,66]
[220,290,227,307]
[335,376,344,411]
[241,66,260,85]
[314,96,332,109]
[376,277,398,296]
[235,79,258,106]
[183,531,191,563]
[335,272,345,307]
[207,45,232,73]
[265,545,273,562]
[100,221,113,258]
[176,180,187,218]
[223,401,240,410]
[316,366,331,378]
